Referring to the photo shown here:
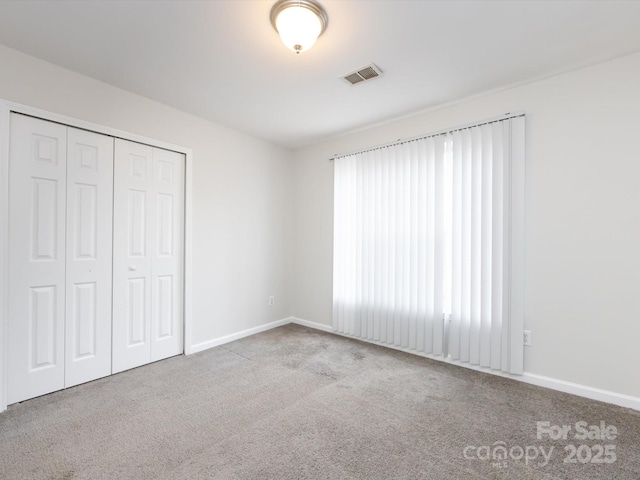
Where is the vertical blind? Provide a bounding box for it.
[333,115,525,374]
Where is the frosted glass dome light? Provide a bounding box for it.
[270,0,328,54]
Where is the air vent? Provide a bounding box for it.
[344,72,365,85]
[341,63,383,85]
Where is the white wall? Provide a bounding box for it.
[291,52,640,399]
[0,44,293,347]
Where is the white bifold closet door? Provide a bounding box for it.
[112,139,185,374]
[7,114,114,404]
[65,127,114,387]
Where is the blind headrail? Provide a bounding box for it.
[329,112,525,161]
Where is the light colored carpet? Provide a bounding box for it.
[1,324,639,479]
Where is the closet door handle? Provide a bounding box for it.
[129,265,137,271]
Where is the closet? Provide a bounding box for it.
[7,113,185,404]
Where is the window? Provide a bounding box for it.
[333,115,525,374]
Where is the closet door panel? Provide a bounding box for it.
[8,114,67,404]
[151,147,185,361]
[112,139,154,373]
[65,127,114,387]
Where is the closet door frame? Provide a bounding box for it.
[0,100,194,413]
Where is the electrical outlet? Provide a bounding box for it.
[268,296,275,307]
[523,330,532,347]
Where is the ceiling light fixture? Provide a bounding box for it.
[270,0,328,54]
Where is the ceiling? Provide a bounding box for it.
[0,1,639,149]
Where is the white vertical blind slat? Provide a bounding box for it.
[469,127,482,365]
[424,138,436,353]
[480,124,493,368]
[491,122,505,370]
[501,121,512,372]
[388,147,397,344]
[401,145,411,348]
[372,149,382,341]
[394,146,404,346]
[332,159,341,332]
[416,139,427,353]
[432,135,445,356]
[380,150,390,344]
[355,154,363,338]
[449,131,463,360]
[408,142,419,350]
[364,150,374,340]
[460,129,472,363]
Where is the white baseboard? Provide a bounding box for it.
[290,317,640,412]
[189,317,293,354]
[519,373,640,412]
[290,317,334,333]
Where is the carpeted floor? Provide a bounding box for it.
[1,324,639,480]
